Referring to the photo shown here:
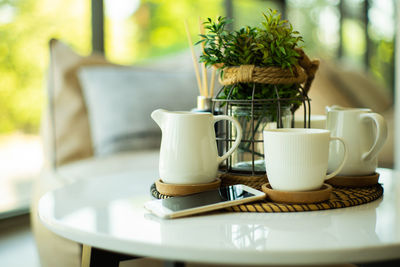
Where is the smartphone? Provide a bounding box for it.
[144,184,266,219]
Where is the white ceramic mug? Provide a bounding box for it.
[326,106,387,176]
[152,109,242,184]
[263,129,348,191]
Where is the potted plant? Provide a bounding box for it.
[198,9,319,174]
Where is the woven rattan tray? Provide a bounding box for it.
[150,173,383,213]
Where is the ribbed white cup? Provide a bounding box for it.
[263,128,347,191]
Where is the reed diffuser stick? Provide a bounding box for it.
[209,68,216,97]
[184,19,204,96]
[199,17,208,97]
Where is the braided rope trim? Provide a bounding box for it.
[218,48,320,96]
[220,65,307,85]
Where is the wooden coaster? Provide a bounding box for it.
[261,183,333,204]
[326,172,379,188]
[155,178,221,197]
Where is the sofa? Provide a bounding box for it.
[31,39,393,267]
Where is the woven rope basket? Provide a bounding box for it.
[218,48,320,94]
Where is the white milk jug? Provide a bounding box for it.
[326,106,387,176]
[151,109,242,184]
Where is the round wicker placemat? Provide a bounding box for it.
[219,173,268,190]
[150,174,383,213]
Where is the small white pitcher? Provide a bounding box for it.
[326,106,387,176]
[152,109,242,184]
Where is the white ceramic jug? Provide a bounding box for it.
[326,106,387,176]
[151,109,242,184]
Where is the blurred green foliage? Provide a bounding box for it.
[0,0,90,134]
[1,0,224,134]
[0,0,395,135]
[105,0,224,64]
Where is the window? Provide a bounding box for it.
[104,0,225,65]
[286,0,395,94]
[0,0,90,218]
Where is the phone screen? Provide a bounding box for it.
[161,185,255,212]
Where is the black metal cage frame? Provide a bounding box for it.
[212,83,311,176]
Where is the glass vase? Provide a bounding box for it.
[228,104,292,173]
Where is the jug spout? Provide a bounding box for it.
[151,109,167,129]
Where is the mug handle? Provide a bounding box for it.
[360,113,388,162]
[213,115,243,164]
[326,137,348,180]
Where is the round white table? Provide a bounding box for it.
[38,168,400,266]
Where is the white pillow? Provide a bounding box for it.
[78,66,199,156]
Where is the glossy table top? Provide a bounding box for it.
[39,168,400,265]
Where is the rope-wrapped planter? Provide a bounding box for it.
[213,48,320,176]
[218,48,320,92]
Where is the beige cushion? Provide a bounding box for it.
[325,61,393,113]
[42,39,114,168]
[305,60,355,115]
[305,60,393,113]
[78,66,199,156]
